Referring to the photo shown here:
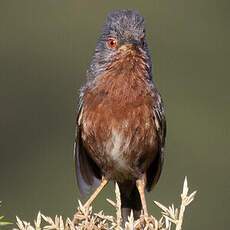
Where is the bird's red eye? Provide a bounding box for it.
[107,38,117,49]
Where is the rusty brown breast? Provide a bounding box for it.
[79,51,158,182]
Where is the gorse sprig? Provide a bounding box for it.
[0,201,12,227]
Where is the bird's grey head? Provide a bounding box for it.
[88,10,152,79]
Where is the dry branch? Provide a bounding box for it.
[13,177,196,230]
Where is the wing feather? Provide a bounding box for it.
[146,89,166,191]
[74,100,102,195]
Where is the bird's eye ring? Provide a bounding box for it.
[107,37,118,49]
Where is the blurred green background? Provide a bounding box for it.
[0,0,229,229]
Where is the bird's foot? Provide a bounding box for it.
[72,201,91,225]
[139,212,152,228]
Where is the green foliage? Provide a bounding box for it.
[0,201,12,227]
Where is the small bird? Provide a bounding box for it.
[74,10,166,222]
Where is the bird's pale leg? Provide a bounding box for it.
[73,178,108,224]
[136,174,148,216]
[83,177,108,209]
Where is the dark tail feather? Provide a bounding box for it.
[118,182,142,225]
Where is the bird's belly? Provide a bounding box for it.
[81,103,158,181]
[103,128,133,179]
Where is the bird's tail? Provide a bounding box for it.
[118,182,142,224]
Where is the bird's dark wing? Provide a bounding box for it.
[146,90,166,191]
[74,100,102,195]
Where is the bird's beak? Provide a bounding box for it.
[118,41,140,53]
